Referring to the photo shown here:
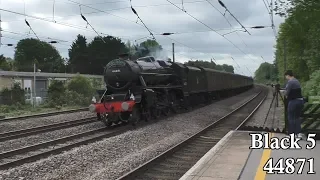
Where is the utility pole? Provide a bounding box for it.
[283,38,288,133]
[172,42,175,63]
[283,38,287,82]
[0,7,2,47]
[33,62,36,107]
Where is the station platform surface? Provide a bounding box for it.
[180,130,319,180]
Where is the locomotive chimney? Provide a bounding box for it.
[118,53,129,60]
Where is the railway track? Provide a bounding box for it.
[0,107,88,122]
[117,87,267,180]
[0,125,130,170]
[0,117,97,142]
[0,87,261,171]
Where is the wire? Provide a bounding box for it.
[270,0,277,37]
[165,0,252,75]
[52,0,56,22]
[0,8,133,41]
[1,1,256,74]
[0,0,2,46]
[0,7,221,65]
[217,0,251,35]
[1,29,71,45]
[79,6,106,43]
[205,0,263,64]
[129,0,156,40]
[24,19,40,41]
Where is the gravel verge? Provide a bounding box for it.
[244,85,285,129]
[0,87,261,180]
[0,112,95,133]
[0,121,104,153]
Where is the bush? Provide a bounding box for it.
[303,70,320,97]
[47,80,67,107]
[46,76,95,108]
[67,75,94,97]
[0,83,25,105]
[64,90,91,106]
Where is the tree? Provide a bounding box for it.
[0,54,11,71]
[87,36,128,74]
[125,40,137,56]
[134,39,163,58]
[254,62,278,83]
[68,34,89,74]
[184,60,234,73]
[14,38,64,72]
[273,0,320,85]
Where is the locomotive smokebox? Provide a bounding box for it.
[104,59,142,91]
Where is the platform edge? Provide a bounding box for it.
[179,130,235,180]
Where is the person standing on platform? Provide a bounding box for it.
[284,70,304,138]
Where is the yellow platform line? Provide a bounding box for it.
[254,132,274,180]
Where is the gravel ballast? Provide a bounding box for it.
[244,85,285,129]
[0,87,261,180]
[0,121,104,153]
[0,112,95,133]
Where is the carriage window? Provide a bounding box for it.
[145,58,152,62]
[149,57,156,62]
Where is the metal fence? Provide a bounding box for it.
[0,90,49,106]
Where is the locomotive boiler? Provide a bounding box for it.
[89,55,254,126]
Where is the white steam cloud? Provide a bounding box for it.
[148,48,170,61]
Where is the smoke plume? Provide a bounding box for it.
[148,48,170,61]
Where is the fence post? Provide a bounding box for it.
[284,96,288,134]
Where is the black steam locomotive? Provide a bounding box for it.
[89,55,254,126]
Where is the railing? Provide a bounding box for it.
[284,96,320,135]
[301,96,320,134]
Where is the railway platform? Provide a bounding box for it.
[180,130,319,180]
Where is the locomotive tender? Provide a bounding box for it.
[89,55,254,126]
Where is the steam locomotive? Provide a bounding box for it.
[89,54,254,126]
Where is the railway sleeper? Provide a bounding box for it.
[186,141,216,148]
[156,163,192,170]
[152,167,188,174]
[172,151,205,157]
[161,159,196,167]
[143,170,186,179]
[171,153,203,161]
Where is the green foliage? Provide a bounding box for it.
[46,76,94,107]
[302,70,320,96]
[274,0,320,96]
[184,60,234,73]
[254,62,278,83]
[14,38,64,72]
[68,34,128,74]
[67,75,94,97]
[0,83,25,105]
[47,80,66,106]
[0,102,27,113]
[0,54,12,71]
[63,90,88,106]
[90,78,103,89]
[68,35,89,74]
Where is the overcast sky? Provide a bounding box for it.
[0,0,284,76]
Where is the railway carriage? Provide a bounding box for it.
[89,55,254,126]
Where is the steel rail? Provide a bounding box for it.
[0,107,88,122]
[0,117,97,142]
[0,125,129,170]
[117,87,267,180]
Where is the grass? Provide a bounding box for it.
[0,104,84,118]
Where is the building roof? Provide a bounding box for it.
[0,70,103,79]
